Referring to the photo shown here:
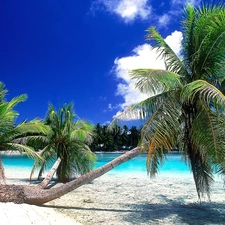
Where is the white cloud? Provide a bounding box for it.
[171,0,201,6]
[113,44,165,110]
[112,31,183,114]
[164,30,183,55]
[115,0,151,21]
[158,14,171,28]
[92,0,151,22]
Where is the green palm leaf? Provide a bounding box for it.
[181,80,225,107]
[131,69,183,94]
[145,26,188,76]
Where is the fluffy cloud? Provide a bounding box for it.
[164,30,183,56]
[113,31,183,113]
[115,0,151,21]
[113,44,165,109]
[92,0,151,22]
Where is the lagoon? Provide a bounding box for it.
[2,152,191,176]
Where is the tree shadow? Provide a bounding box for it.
[6,177,60,188]
[43,204,138,213]
[44,197,225,224]
[123,199,225,224]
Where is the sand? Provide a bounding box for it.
[1,166,225,224]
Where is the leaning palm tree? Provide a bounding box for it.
[114,3,225,200]
[30,103,96,182]
[0,82,49,184]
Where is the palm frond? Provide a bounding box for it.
[7,94,27,110]
[0,103,16,132]
[71,120,94,144]
[1,122,49,148]
[182,3,225,81]
[186,150,214,200]
[141,92,181,146]
[191,103,225,168]
[69,144,96,176]
[181,80,225,108]
[130,69,183,95]
[5,143,42,160]
[140,92,182,175]
[182,3,196,66]
[30,146,55,179]
[15,121,49,135]
[112,87,183,127]
[145,26,188,76]
[0,82,8,103]
[146,141,167,177]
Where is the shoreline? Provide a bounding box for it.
[0,150,27,156]
[1,167,225,224]
[1,150,180,155]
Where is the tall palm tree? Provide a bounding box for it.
[30,103,96,182]
[114,3,225,199]
[0,82,49,184]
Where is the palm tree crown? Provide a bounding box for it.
[30,103,96,182]
[115,3,225,199]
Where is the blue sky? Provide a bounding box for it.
[1,0,208,125]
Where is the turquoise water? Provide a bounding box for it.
[2,153,190,175]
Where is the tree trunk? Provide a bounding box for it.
[0,157,6,185]
[0,147,141,205]
[38,157,61,189]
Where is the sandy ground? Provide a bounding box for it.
[0,202,81,225]
[1,166,225,225]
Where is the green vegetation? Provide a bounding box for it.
[0,82,48,183]
[30,103,96,182]
[114,3,225,199]
[91,123,141,151]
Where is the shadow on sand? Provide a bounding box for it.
[44,198,225,225]
[123,201,225,224]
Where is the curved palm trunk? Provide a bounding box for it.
[0,147,141,205]
[38,157,61,189]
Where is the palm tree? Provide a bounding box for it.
[114,3,225,199]
[0,82,49,184]
[30,103,96,182]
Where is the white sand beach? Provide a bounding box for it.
[1,166,225,225]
